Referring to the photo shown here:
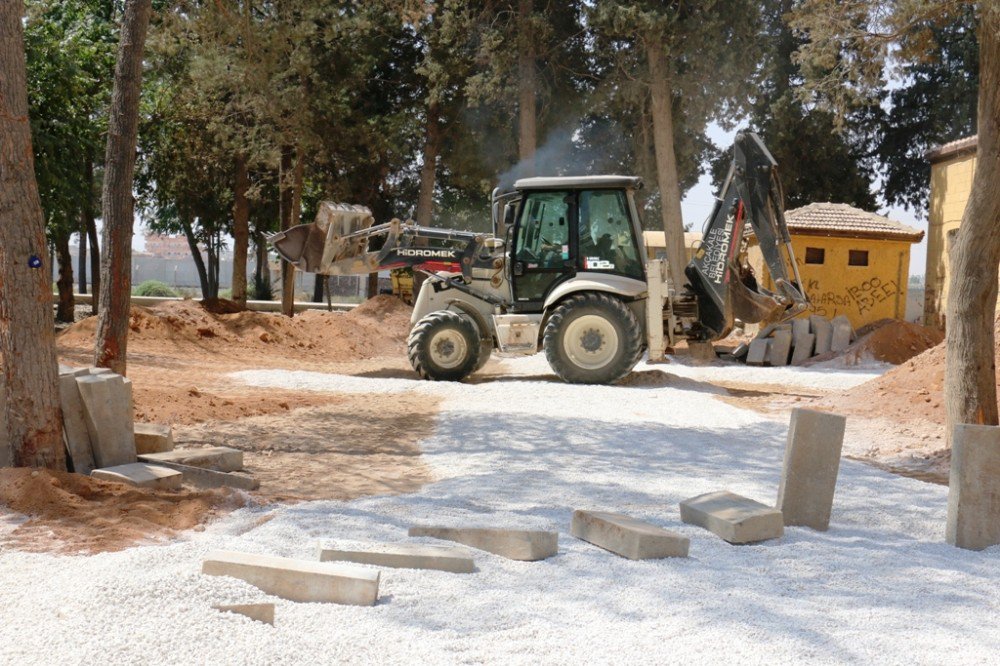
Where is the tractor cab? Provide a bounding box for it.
[498,176,647,311]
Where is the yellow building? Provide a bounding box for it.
[748,203,923,329]
[641,231,704,264]
[924,135,978,328]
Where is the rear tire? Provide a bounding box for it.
[474,338,493,372]
[408,311,481,381]
[543,292,643,384]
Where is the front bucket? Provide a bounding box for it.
[270,202,374,273]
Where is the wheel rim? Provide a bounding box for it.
[428,328,469,369]
[562,314,619,370]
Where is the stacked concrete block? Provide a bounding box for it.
[571,510,689,559]
[202,551,380,605]
[746,338,770,366]
[145,460,260,490]
[76,373,136,468]
[830,315,853,352]
[791,318,811,339]
[140,446,243,472]
[946,424,1000,550]
[791,333,816,365]
[58,367,98,474]
[91,462,183,490]
[776,409,847,530]
[680,491,783,544]
[409,526,558,561]
[134,423,174,455]
[316,542,475,573]
[214,603,274,625]
[767,329,793,367]
[810,316,833,355]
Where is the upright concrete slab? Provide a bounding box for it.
[830,315,853,352]
[91,462,183,490]
[214,603,275,625]
[680,491,783,544]
[746,338,770,366]
[58,373,97,474]
[317,542,475,573]
[134,423,174,454]
[791,318,810,339]
[571,510,689,559]
[76,373,136,468]
[791,333,816,365]
[810,316,833,355]
[202,551,379,605]
[408,526,558,561]
[776,408,847,530]
[767,330,793,367]
[140,446,242,472]
[946,424,1000,550]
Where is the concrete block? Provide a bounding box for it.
[810,316,833,355]
[142,459,260,491]
[213,603,274,625]
[91,462,183,490]
[58,373,97,474]
[139,446,242,472]
[571,510,689,559]
[202,550,379,605]
[767,329,792,367]
[830,315,853,352]
[134,423,174,454]
[791,333,816,365]
[408,526,558,561]
[76,373,136,468]
[317,542,475,573]
[687,341,716,364]
[947,424,1000,550]
[776,408,847,530]
[680,490,783,544]
[746,338,770,366]
[791,318,810,339]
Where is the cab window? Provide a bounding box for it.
[515,191,571,269]
[578,190,642,278]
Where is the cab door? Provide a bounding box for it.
[512,190,576,307]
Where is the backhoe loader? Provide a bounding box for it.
[270,131,809,384]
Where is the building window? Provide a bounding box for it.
[805,247,825,264]
[848,250,869,267]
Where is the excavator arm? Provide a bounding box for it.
[683,131,809,340]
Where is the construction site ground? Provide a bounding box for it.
[2,297,995,664]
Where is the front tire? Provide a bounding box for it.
[543,293,643,384]
[408,311,481,381]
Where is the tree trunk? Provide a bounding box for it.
[254,231,270,300]
[367,272,380,300]
[416,102,440,226]
[517,0,536,175]
[55,230,75,323]
[0,0,65,469]
[312,273,324,303]
[181,217,211,299]
[94,0,152,375]
[78,222,87,295]
[945,7,1000,432]
[646,37,688,293]
[85,159,99,313]
[231,154,250,309]
[279,144,295,316]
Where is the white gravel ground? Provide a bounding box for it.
[1,357,998,665]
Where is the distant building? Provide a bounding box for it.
[924,135,978,328]
[641,231,705,263]
[144,232,192,260]
[748,202,924,329]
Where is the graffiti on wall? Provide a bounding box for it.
[801,277,900,319]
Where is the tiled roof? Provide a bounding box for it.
[781,202,924,242]
[926,135,977,163]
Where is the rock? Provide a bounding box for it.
[58,372,97,474]
[75,373,136,468]
[746,338,770,366]
[776,408,847,531]
[91,462,182,490]
[408,526,558,561]
[213,603,274,625]
[767,329,793,367]
[830,315,853,352]
[791,333,816,365]
[134,423,174,454]
[143,460,260,491]
[680,490,783,544]
[139,446,242,472]
[810,316,833,355]
[202,551,379,606]
[947,424,1000,550]
[317,542,475,573]
[571,510,689,559]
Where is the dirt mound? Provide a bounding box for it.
[807,319,943,367]
[0,468,245,553]
[57,295,413,363]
